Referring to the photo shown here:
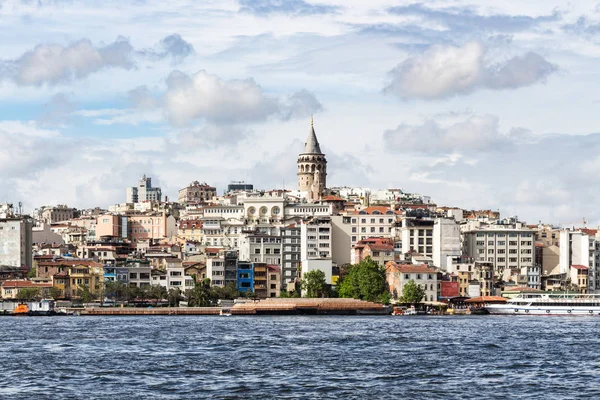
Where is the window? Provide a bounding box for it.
[404,274,410,280]
[254,249,260,254]
[352,227,357,233]
[361,219,366,224]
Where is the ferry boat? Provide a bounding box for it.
[485,293,600,316]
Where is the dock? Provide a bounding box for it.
[64,298,390,316]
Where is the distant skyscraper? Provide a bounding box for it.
[297,117,327,201]
[126,175,162,203]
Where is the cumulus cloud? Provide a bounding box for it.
[239,0,339,16]
[141,33,195,64]
[1,37,134,86]
[279,89,323,120]
[38,92,76,126]
[0,34,194,86]
[384,42,557,99]
[0,121,72,177]
[383,114,513,154]
[162,69,322,126]
[407,132,600,225]
[127,85,160,109]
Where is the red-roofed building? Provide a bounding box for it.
[353,237,395,266]
[1,280,53,299]
[385,261,438,302]
[570,265,589,293]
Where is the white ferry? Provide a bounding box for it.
[485,293,600,316]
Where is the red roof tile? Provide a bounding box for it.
[385,262,436,274]
[571,265,589,270]
[2,280,53,288]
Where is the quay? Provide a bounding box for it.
[65,298,391,316]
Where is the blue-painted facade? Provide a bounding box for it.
[237,262,254,293]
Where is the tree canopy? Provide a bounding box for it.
[337,257,390,304]
[400,280,425,304]
[301,269,328,298]
[16,287,40,302]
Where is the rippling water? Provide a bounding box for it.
[1,315,599,399]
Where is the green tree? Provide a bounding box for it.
[27,268,37,279]
[49,287,63,300]
[77,285,93,303]
[337,257,389,303]
[16,287,40,302]
[148,285,167,305]
[301,270,328,298]
[167,288,182,307]
[400,280,425,305]
[104,280,127,304]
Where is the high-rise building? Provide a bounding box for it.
[0,204,33,270]
[126,175,162,203]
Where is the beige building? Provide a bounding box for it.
[267,265,281,297]
[345,206,399,246]
[385,262,438,302]
[39,205,77,224]
[297,118,327,201]
[178,181,217,205]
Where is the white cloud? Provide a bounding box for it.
[0,34,195,86]
[164,69,279,126]
[385,41,557,99]
[163,69,322,126]
[383,114,511,154]
[5,37,134,86]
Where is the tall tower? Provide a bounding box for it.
[298,117,327,200]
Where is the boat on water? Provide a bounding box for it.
[485,293,600,316]
[392,305,419,316]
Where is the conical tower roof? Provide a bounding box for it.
[303,117,322,154]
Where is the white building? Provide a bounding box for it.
[206,257,225,287]
[463,220,538,288]
[559,229,600,292]
[0,205,33,269]
[300,217,332,260]
[432,218,461,270]
[126,175,162,203]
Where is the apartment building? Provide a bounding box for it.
[281,225,301,284]
[559,229,600,292]
[463,220,538,288]
[345,206,398,245]
[0,208,33,269]
[178,181,217,205]
[385,262,438,302]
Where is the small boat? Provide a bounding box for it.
[13,304,29,316]
[392,305,418,316]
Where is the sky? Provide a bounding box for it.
[1,0,600,226]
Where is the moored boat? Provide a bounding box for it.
[485,293,600,316]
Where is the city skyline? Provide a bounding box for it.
[1,1,600,226]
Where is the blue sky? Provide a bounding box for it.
[1,0,600,226]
